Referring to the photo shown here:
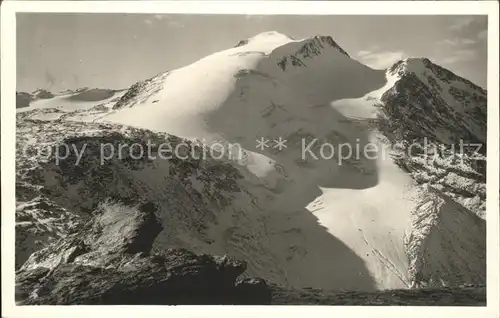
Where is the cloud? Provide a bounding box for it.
[477,29,487,40]
[448,17,476,31]
[356,50,406,69]
[461,38,478,45]
[442,49,477,64]
[245,15,265,21]
[357,50,372,57]
[167,20,184,28]
[144,15,184,28]
[438,38,477,46]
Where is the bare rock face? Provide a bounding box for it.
[16,200,272,305]
[19,200,162,271]
[15,196,80,269]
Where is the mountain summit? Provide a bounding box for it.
[235,31,350,57]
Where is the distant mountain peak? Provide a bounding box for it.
[381,56,487,149]
[309,35,350,57]
[388,58,428,76]
[234,31,293,48]
[388,57,485,92]
[248,31,293,43]
[31,88,54,99]
[234,31,349,57]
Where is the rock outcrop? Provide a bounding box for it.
[16,200,272,305]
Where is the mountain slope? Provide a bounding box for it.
[100,31,411,290]
[99,31,485,289]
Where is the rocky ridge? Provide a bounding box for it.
[375,58,487,288]
[15,116,249,269]
[377,58,486,216]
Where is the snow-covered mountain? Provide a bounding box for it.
[16,89,55,108]
[16,31,486,295]
[16,87,126,109]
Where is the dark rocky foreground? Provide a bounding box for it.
[16,252,271,305]
[16,200,270,305]
[15,200,486,306]
[271,285,486,306]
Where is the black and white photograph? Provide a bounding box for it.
[1,1,499,316]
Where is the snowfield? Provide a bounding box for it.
[16,31,486,291]
[16,88,127,123]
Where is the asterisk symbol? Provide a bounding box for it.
[256,137,270,150]
[273,137,287,151]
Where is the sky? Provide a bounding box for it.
[16,14,488,92]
